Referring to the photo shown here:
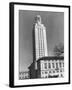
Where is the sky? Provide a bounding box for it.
[19,10,64,71]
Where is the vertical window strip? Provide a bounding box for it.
[38,28,40,57]
[42,29,45,56]
[41,28,43,57]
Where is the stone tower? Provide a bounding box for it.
[33,15,48,69]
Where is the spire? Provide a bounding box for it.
[34,15,42,24]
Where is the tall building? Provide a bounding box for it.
[33,15,48,61]
[33,15,48,69]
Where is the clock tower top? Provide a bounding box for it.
[34,15,42,24]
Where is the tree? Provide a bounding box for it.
[53,43,64,56]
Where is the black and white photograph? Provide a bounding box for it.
[9,2,70,87]
[19,11,64,80]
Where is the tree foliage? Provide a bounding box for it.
[53,43,64,56]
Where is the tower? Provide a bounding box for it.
[33,15,48,65]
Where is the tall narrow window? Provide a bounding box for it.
[56,63,58,69]
[63,62,64,67]
[48,63,51,68]
[44,63,47,69]
[59,62,62,67]
[52,63,55,68]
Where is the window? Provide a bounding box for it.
[56,63,58,69]
[25,76,27,79]
[45,76,47,78]
[19,72,22,75]
[56,70,59,73]
[45,72,48,74]
[49,71,51,73]
[48,63,51,68]
[19,77,21,80]
[52,63,55,68]
[59,62,62,67]
[63,62,64,67]
[60,70,62,72]
[42,72,44,74]
[61,74,63,77]
[44,63,47,69]
[53,71,55,73]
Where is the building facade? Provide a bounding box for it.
[29,56,64,79]
[19,71,29,80]
[37,56,64,78]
